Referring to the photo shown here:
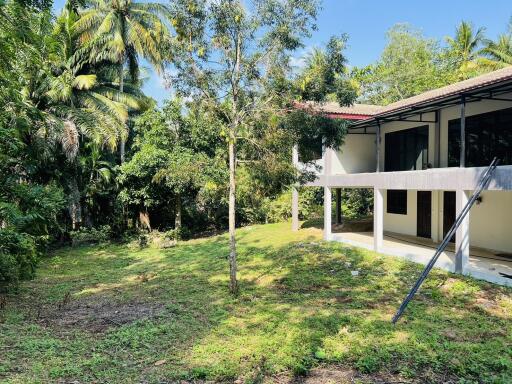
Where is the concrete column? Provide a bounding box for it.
[291,145,299,231]
[373,188,384,252]
[455,189,470,273]
[324,145,333,176]
[323,186,332,240]
[431,190,440,243]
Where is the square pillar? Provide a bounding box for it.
[323,186,332,240]
[455,189,470,273]
[292,187,299,231]
[373,188,384,252]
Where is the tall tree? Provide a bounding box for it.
[354,24,455,105]
[481,18,512,69]
[295,35,357,104]
[169,0,319,293]
[46,1,143,228]
[445,21,486,79]
[74,0,172,162]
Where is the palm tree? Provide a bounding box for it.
[481,18,512,69]
[74,0,172,162]
[446,21,486,79]
[44,1,145,228]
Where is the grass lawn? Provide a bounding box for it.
[1,222,512,383]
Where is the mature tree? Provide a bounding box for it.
[445,21,486,79]
[481,18,512,69]
[46,1,146,229]
[354,24,455,105]
[119,99,225,233]
[295,35,357,104]
[74,0,173,162]
[168,0,319,293]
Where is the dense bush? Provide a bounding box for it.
[70,225,112,247]
[0,230,37,291]
[264,187,323,223]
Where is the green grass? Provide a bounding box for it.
[1,222,512,383]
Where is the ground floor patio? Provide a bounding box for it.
[328,225,512,286]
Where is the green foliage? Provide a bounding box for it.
[445,21,486,80]
[264,187,322,223]
[69,225,111,246]
[354,24,457,105]
[295,35,358,105]
[0,229,37,290]
[281,109,348,163]
[165,227,191,241]
[342,188,373,219]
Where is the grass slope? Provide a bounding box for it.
[1,222,511,383]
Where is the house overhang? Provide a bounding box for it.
[349,78,512,134]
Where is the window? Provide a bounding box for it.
[448,107,512,167]
[385,126,429,171]
[387,190,407,215]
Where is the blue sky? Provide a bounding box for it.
[53,0,512,105]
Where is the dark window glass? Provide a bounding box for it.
[385,126,429,171]
[448,107,512,167]
[387,189,407,215]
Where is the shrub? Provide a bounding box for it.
[0,229,37,291]
[264,187,323,223]
[138,233,149,248]
[69,225,111,247]
[165,227,191,241]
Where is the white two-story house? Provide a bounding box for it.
[292,66,512,286]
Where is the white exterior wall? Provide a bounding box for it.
[382,189,512,254]
[375,97,512,252]
[302,95,512,258]
[469,191,512,253]
[332,134,376,174]
[383,190,418,236]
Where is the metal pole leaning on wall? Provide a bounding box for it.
[391,157,499,324]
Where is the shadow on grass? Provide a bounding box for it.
[2,224,512,383]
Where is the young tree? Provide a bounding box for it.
[168,0,319,293]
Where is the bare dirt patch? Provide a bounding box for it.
[265,365,452,384]
[36,297,166,333]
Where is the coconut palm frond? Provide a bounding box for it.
[73,74,97,90]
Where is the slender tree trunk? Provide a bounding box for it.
[119,63,125,163]
[228,31,241,294]
[228,139,237,294]
[68,176,82,230]
[175,193,182,231]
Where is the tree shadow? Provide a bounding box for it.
[4,225,512,383]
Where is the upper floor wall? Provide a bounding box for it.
[297,92,512,177]
[378,92,512,171]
